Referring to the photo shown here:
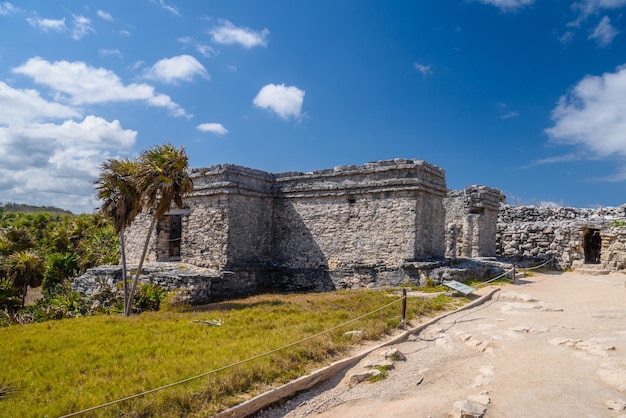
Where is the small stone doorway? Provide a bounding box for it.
[583,228,601,264]
[168,214,182,259]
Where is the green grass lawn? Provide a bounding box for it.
[0,289,460,417]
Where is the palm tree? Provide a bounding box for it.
[95,158,143,315]
[125,144,193,316]
[5,250,45,308]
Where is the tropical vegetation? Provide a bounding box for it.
[0,210,119,324]
[95,143,192,316]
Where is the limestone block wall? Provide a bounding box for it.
[600,227,626,270]
[271,159,447,289]
[124,213,158,264]
[182,195,229,269]
[273,159,447,267]
[123,159,448,294]
[444,186,504,258]
[496,205,626,269]
[179,164,275,271]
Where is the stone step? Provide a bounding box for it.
[574,264,611,275]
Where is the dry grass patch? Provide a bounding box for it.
[0,289,458,417]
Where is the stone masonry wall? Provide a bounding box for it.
[121,159,448,295]
[444,186,504,258]
[270,159,447,289]
[496,205,626,269]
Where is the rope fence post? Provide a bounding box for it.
[401,288,407,330]
[512,267,516,285]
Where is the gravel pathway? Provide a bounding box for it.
[253,272,626,418]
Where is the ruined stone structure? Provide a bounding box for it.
[74,158,626,304]
[496,205,626,271]
[122,159,451,298]
[444,186,505,259]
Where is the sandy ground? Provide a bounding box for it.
[254,272,626,418]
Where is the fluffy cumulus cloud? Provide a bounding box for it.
[545,65,626,160]
[197,123,228,135]
[475,0,535,12]
[144,55,209,84]
[12,57,187,116]
[0,81,80,123]
[210,20,269,48]
[0,57,182,212]
[0,81,137,212]
[589,16,619,46]
[253,83,305,120]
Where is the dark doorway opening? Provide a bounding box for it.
[583,228,601,264]
[169,214,182,259]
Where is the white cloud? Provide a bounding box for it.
[414,62,432,77]
[178,37,216,57]
[197,123,228,135]
[589,15,619,46]
[0,80,137,212]
[0,113,137,213]
[210,20,269,48]
[26,17,66,32]
[0,81,80,123]
[574,0,626,17]
[12,57,187,116]
[157,0,180,16]
[475,0,535,12]
[97,10,113,21]
[558,30,575,43]
[253,83,305,120]
[545,65,626,159]
[99,48,122,57]
[71,14,94,40]
[0,2,20,15]
[22,116,136,149]
[500,111,519,119]
[144,55,209,84]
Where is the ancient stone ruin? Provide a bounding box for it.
[497,204,626,272]
[73,158,626,304]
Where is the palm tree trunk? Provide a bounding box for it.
[119,231,128,314]
[124,216,157,316]
[21,283,27,308]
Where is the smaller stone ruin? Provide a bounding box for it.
[444,186,505,259]
[497,205,626,271]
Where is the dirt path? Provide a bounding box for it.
[255,272,626,418]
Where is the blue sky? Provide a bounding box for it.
[1,0,626,213]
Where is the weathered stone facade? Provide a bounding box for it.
[121,159,449,297]
[444,186,505,259]
[496,205,626,270]
[77,158,626,304]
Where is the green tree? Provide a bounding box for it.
[42,252,79,292]
[95,157,143,316]
[0,227,34,254]
[5,251,45,308]
[125,143,193,316]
